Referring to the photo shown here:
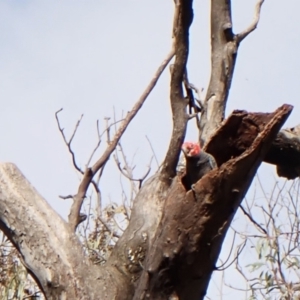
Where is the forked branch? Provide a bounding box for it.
[134,104,292,300]
[68,47,176,231]
[237,0,265,42]
[55,108,84,174]
[199,0,266,145]
[160,0,193,183]
[113,146,152,189]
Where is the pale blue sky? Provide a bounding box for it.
[0,0,299,298]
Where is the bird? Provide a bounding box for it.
[181,142,217,188]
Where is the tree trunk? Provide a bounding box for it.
[1,0,295,299]
[0,104,292,299]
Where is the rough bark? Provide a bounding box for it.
[0,105,294,300]
[160,0,193,183]
[205,113,300,179]
[105,175,168,292]
[132,104,292,300]
[0,1,294,299]
[0,163,130,300]
[199,0,237,145]
[0,1,195,299]
[266,126,300,179]
[199,0,264,146]
[105,1,194,297]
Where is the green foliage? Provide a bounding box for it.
[237,179,300,300]
[0,234,43,300]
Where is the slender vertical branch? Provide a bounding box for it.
[160,0,194,184]
[68,46,176,231]
[199,0,266,147]
[199,0,236,146]
[237,0,265,42]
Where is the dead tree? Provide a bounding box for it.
[0,0,299,299]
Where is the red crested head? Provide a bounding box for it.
[181,142,201,157]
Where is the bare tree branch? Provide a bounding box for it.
[198,0,235,145]
[68,46,176,231]
[59,194,74,200]
[145,135,159,168]
[113,149,152,189]
[0,163,103,299]
[215,231,237,269]
[237,0,265,42]
[55,109,84,174]
[91,47,175,174]
[98,216,121,239]
[216,240,247,271]
[86,120,102,167]
[239,204,268,235]
[183,69,201,115]
[199,0,265,146]
[134,104,292,300]
[159,0,193,183]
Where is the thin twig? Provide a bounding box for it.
[98,216,120,238]
[215,231,237,269]
[113,149,152,189]
[86,120,102,167]
[68,47,176,231]
[183,69,201,115]
[216,240,247,271]
[59,194,74,200]
[159,0,192,182]
[145,135,159,168]
[23,291,42,299]
[239,204,267,235]
[91,47,175,175]
[189,84,204,109]
[55,109,84,174]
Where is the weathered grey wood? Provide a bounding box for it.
[0,163,127,299]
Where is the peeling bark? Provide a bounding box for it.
[160,0,193,183]
[0,1,195,299]
[106,175,169,294]
[0,105,294,299]
[0,163,129,299]
[104,1,194,297]
[205,109,300,179]
[133,104,292,300]
[0,1,293,299]
[266,126,300,179]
